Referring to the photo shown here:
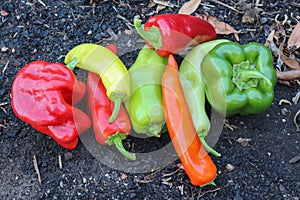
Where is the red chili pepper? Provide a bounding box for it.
[86,72,136,160]
[162,55,217,186]
[134,14,216,57]
[11,61,92,149]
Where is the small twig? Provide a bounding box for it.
[293,109,300,131]
[211,0,243,13]
[33,155,42,184]
[153,0,179,8]
[0,102,8,106]
[36,0,46,7]
[2,61,9,74]
[162,167,181,177]
[198,187,221,198]
[117,14,133,27]
[58,155,62,169]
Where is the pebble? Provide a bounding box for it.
[1,46,9,52]
[64,152,73,160]
[226,164,235,171]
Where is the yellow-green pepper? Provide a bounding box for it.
[64,43,130,123]
[125,46,168,137]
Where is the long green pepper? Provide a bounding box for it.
[126,46,168,137]
[179,39,229,157]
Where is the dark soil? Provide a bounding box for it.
[1,0,299,199]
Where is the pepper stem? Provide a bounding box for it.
[133,18,163,50]
[66,58,79,71]
[109,98,121,123]
[232,61,273,91]
[106,132,136,160]
[241,71,273,87]
[199,137,221,157]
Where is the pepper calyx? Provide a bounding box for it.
[106,132,136,160]
[134,18,162,50]
[232,61,272,91]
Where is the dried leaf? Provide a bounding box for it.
[280,53,300,70]
[269,23,286,45]
[276,70,300,81]
[178,0,201,15]
[198,15,241,41]
[288,22,300,50]
[156,5,166,12]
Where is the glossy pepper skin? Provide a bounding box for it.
[125,46,168,137]
[11,61,92,149]
[201,42,277,117]
[87,72,136,160]
[179,40,230,157]
[134,14,216,57]
[162,55,217,186]
[64,43,130,123]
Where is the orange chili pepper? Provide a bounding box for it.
[162,55,217,186]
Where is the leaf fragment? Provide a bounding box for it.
[288,22,300,50]
[198,15,241,41]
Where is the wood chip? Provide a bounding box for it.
[288,153,300,164]
[236,137,251,146]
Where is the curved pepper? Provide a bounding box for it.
[201,42,277,116]
[11,61,92,149]
[162,55,217,186]
[134,14,216,57]
[125,46,168,137]
[87,72,136,160]
[64,43,130,123]
[179,39,230,157]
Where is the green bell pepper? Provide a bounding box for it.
[201,42,277,117]
[126,46,168,137]
[179,39,229,157]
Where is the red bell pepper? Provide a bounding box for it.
[86,72,136,160]
[11,61,91,149]
[134,14,216,57]
[162,55,217,186]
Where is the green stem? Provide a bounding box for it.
[106,132,136,160]
[133,18,162,50]
[199,137,221,157]
[109,98,121,123]
[66,58,79,71]
[241,70,273,87]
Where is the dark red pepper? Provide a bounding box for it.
[86,72,136,160]
[11,61,91,149]
[134,14,216,57]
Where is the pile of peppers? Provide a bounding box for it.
[11,13,276,187]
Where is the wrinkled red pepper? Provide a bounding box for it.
[134,14,216,56]
[86,72,136,160]
[11,61,92,149]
